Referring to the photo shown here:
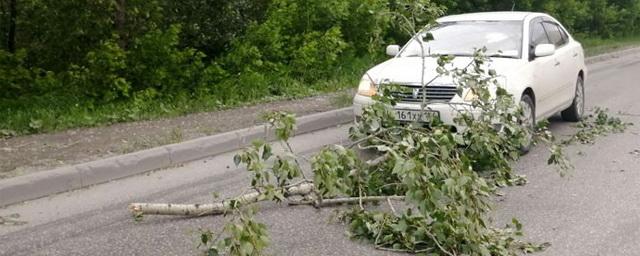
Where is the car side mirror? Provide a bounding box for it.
[386,45,400,57]
[534,44,555,58]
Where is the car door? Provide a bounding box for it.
[542,20,575,108]
[528,18,561,118]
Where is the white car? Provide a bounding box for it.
[353,11,586,133]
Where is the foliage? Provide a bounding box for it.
[200,206,270,256]
[563,107,632,144]
[66,40,130,102]
[160,0,271,59]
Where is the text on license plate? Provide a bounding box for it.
[395,110,439,122]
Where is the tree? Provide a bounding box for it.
[115,0,127,49]
[7,0,15,52]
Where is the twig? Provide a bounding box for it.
[426,230,456,256]
[347,129,388,149]
[358,188,364,210]
[366,154,390,166]
[373,217,388,250]
[375,247,413,253]
[289,195,405,208]
[283,140,309,180]
[374,246,431,253]
[386,197,397,215]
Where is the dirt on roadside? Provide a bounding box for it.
[0,89,355,179]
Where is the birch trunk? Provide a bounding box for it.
[129,183,315,216]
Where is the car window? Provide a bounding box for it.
[530,22,550,46]
[558,26,569,41]
[542,22,567,47]
[529,20,550,60]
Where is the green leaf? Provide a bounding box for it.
[240,241,254,255]
[207,248,219,256]
[262,144,272,160]
[233,154,241,166]
[201,233,210,244]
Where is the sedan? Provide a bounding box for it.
[353,11,587,137]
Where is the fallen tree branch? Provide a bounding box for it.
[128,182,404,217]
[129,183,315,216]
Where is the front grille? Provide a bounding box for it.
[390,85,458,103]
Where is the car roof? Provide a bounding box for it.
[436,11,542,23]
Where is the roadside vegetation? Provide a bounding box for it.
[1,0,640,137]
[579,34,640,56]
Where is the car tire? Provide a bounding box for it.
[519,94,535,154]
[561,76,585,122]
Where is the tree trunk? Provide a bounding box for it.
[114,0,127,49]
[8,0,16,52]
[129,183,316,216]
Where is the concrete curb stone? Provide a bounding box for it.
[0,107,353,207]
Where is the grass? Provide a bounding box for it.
[579,34,640,57]
[330,89,356,108]
[0,55,376,137]
[120,128,184,153]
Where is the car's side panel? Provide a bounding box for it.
[542,19,577,109]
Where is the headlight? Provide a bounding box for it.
[357,75,377,97]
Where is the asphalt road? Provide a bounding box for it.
[1,52,639,256]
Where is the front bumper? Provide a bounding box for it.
[353,94,479,131]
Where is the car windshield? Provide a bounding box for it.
[400,20,523,58]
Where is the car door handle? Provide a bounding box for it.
[555,61,561,66]
[573,53,578,57]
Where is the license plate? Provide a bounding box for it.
[395,109,439,122]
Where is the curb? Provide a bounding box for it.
[585,46,640,65]
[0,107,354,207]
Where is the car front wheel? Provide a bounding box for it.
[561,76,585,122]
[519,94,535,154]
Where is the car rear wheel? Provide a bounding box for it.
[519,94,535,154]
[561,76,585,122]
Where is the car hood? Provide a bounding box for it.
[366,56,526,87]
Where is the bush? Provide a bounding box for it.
[65,40,130,102]
[0,50,34,99]
[0,49,62,99]
[126,25,209,94]
[292,27,348,81]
